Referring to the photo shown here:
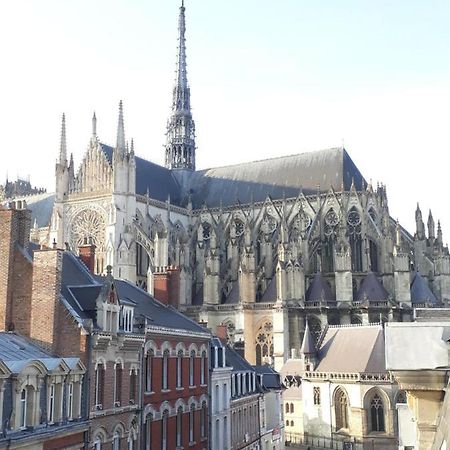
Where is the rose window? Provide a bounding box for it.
[70,208,106,251]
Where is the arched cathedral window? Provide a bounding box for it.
[334,388,349,431]
[347,207,363,272]
[255,321,273,365]
[369,393,385,432]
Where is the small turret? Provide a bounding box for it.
[58,113,67,166]
[437,220,443,247]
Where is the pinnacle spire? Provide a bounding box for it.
[165,1,196,171]
[116,100,126,158]
[59,113,67,166]
[92,111,97,138]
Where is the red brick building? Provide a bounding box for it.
[0,203,211,449]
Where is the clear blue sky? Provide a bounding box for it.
[1,0,450,233]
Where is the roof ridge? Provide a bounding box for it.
[199,147,344,172]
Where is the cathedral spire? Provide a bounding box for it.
[428,209,435,240]
[59,113,67,166]
[165,1,196,171]
[115,100,126,159]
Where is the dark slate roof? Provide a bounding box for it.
[173,147,366,208]
[259,278,276,303]
[316,324,386,373]
[411,272,438,304]
[253,365,282,389]
[60,251,208,335]
[226,345,254,372]
[112,280,210,335]
[355,272,389,302]
[0,333,52,360]
[223,282,239,304]
[300,322,317,355]
[101,144,182,204]
[306,273,335,302]
[13,192,55,227]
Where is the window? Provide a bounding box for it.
[145,349,153,392]
[176,406,183,446]
[189,403,195,443]
[162,410,169,450]
[114,364,122,406]
[176,350,183,388]
[285,403,289,414]
[121,306,134,332]
[127,437,134,450]
[335,388,349,430]
[130,370,137,403]
[145,414,152,450]
[290,403,294,413]
[112,433,120,450]
[189,350,195,386]
[200,351,207,385]
[290,420,294,427]
[20,389,27,428]
[370,394,385,432]
[94,439,101,450]
[162,350,169,390]
[201,401,207,438]
[67,382,74,419]
[95,362,105,409]
[314,387,321,405]
[48,384,55,422]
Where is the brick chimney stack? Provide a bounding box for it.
[0,205,33,334]
[30,249,64,353]
[153,266,180,306]
[216,324,228,343]
[78,238,96,273]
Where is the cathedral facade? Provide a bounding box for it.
[13,2,450,370]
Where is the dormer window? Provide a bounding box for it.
[120,306,134,332]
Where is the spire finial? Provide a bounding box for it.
[59,113,67,166]
[92,111,97,138]
[116,100,126,158]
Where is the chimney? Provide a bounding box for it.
[153,266,180,306]
[78,238,96,273]
[30,249,63,353]
[216,324,228,343]
[0,206,33,334]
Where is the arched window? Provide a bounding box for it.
[114,363,122,406]
[145,349,153,392]
[290,403,294,413]
[201,401,207,438]
[286,420,289,426]
[176,350,183,388]
[285,403,289,414]
[162,409,169,450]
[335,388,349,431]
[307,317,322,345]
[129,369,137,403]
[370,394,385,432]
[162,350,169,390]
[347,207,363,272]
[95,362,105,409]
[189,350,195,387]
[20,388,27,427]
[189,403,195,443]
[369,239,378,272]
[145,414,152,450]
[112,432,120,450]
[200,351,207,385]
[290,420,294,427]
[176,406,183,446]
[255,321,273,365]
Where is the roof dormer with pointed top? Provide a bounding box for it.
[165,1,196,171]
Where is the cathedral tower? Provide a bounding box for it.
[165,1,196,171]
